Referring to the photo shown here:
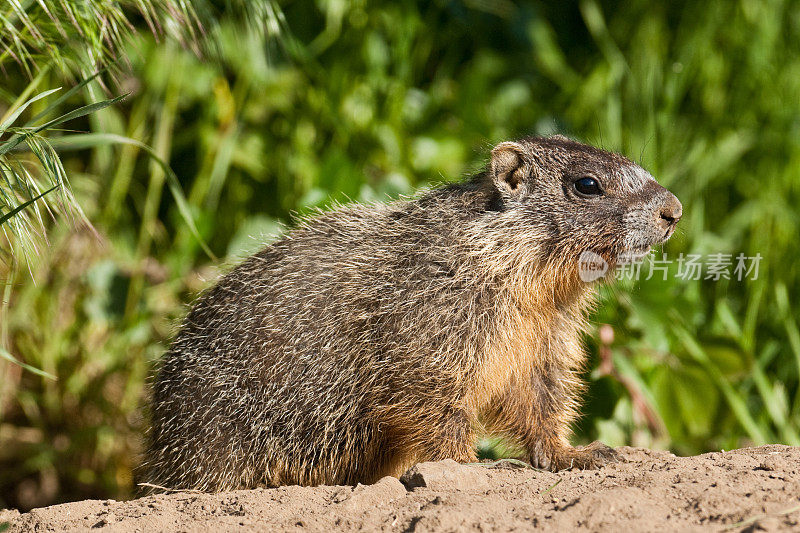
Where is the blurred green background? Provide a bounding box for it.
[1,0,799,511]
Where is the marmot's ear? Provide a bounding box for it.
[490,141,531,193]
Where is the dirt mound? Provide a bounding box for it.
[3,445,800,532]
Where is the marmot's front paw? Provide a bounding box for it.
[531,441,620,471]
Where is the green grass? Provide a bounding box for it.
[1,0,799,510]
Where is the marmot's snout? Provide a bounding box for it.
[656,190,682,240]
[620,180,682,257]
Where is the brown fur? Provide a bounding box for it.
[144,135,681,491]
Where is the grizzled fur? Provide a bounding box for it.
[145,135,681,491]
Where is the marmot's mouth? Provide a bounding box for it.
[618,244,652,263]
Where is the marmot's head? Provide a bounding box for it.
[487,135,681,277]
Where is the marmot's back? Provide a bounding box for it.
[147,197,496,490]
[145,136,681,490]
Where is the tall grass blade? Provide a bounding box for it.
[49,133,216,260]
[0,88,61,134]
[0,94,127,157]
[0,346,56,379]
[0,183,58,226]
[25,69,107,126]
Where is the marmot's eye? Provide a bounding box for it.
[574,177,603,196]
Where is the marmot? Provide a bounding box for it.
[145,135,682,491]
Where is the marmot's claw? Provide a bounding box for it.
[572,441,620,468]
[534,441,620,471]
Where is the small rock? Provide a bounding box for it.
[753,516,782,530]
[0,509,20,523]
[339,476,407,509]
[400,460,492,491]
[758,455,783,472]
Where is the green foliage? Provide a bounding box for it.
[553,0,800,455]
[0,0,281,76]
[1,230,168,508]
[1,0,799,510]
[0,71,127,266]
[0,0,279,262]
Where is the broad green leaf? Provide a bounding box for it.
[677,327,767,444]
[673,366,719,437]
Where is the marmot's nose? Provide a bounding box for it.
[658,192,682,229]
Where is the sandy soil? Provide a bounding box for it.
[2,445,799,532]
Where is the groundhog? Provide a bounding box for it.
[145,135,682,491]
